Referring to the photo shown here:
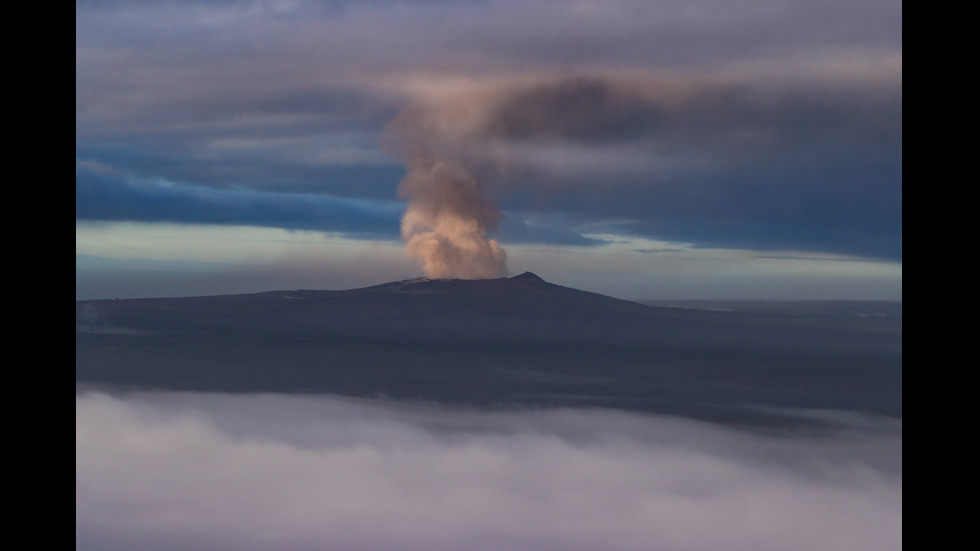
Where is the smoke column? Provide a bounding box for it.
[387,76,654,279]
[398,157,507,279]
[385,89,511,280]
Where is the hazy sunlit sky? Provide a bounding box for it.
[76,0,901,300]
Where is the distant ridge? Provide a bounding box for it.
[75,272,656,325]
[355,271,659,319]
[376,271,544,288]
[76,271,902,423]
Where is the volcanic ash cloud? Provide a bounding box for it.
[386,76,660,279]
[397,157,507,279]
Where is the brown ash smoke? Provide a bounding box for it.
[384,90,512,279]
[397,157,506,279]
[383,76,680,279]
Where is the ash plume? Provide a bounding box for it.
[384,87,512,279]
[397,157,507,279]
[386,73,892,278]
[385,76,652,279]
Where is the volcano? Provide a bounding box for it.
[76,273,901,424]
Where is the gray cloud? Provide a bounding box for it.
[75,160,403,237]
[77,390,902,551]
[76,0,901,262]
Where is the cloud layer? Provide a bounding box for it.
[76,0,902,266]
[76,390,902,551]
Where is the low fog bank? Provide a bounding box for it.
[77,391,901,551]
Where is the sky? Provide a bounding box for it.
[76,390,902,551]
[76,0,902,300]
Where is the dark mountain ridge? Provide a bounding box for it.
[77,272,655,325]
[76,272,902,425]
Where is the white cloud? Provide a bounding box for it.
[76,390,901,551]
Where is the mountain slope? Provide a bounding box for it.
[76,273,902,424]
[76,272,656,328]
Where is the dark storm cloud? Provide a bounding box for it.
[508,162,903,260]
[76,391,902,551]
[75,160,601,247]
[75,161,402,237]
[495,213,608,247]
[76,0,901,260]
